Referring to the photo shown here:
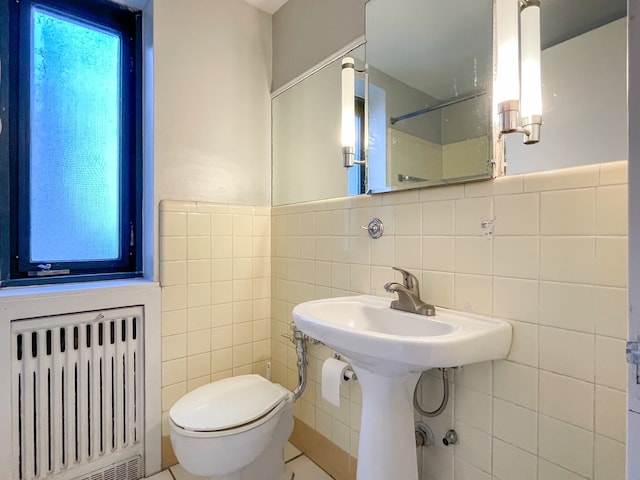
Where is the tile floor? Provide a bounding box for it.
[145,443,333,480]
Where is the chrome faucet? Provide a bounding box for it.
[384,267,436,316]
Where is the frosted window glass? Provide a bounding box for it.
[30,8,121,263]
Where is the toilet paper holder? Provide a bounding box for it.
[333,354,357,381]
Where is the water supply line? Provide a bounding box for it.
[413,368,450,417]
[284,324,310,401]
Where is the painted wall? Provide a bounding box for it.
[271,0,365,91]
[271,161,628,480]
[153,0,272,206]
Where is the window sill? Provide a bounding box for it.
[0,278,159,300]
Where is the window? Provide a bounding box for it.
[0,0,142,286]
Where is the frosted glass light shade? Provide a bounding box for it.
[496,0,520,104]
[341,57,355,148]
[520,3,542,118]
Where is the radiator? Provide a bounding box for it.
[11,307,145,480]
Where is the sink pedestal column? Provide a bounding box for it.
[351,367,421,480]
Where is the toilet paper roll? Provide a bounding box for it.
[321,357,350,407]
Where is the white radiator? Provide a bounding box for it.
[11,307,145,480]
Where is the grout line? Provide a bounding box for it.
[285,452,305,464]
[168,468,178,480]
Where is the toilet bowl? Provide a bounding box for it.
[169,374,294,480]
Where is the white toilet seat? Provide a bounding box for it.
[169,374,292,437]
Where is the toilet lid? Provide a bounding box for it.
[169,375,289,432]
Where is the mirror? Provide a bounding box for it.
[271,0,494,206]
[272,46,366,206]
[271,0,627,206]
[365,0,494,193]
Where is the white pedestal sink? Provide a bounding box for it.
[292,295,512,480]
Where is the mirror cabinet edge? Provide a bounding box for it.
[492,0,506,178]
[270,36,366,99]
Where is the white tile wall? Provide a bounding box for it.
[269,161,628,480]
[159,200,272,442]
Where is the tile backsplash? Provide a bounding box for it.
[158,161,628,479]
[270,161,628,480]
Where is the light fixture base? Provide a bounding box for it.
[498,100,521,133]
[342,145,355,168]
[522,115,542,144]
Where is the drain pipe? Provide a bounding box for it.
[284,324,309,401]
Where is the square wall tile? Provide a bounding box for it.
[187,306,210,332]
[493,237,538,279]
[594,287,628,339]
[539,326,594,382]
[539,237,595,284]
[454,237,493,275]
[395,203,422,235]
[160,211,187,236]
[422,200,455,235]
[422,237,454,272]
[597,185,628,235]
[595,336,627,390]
[162,358,187,387]
[394,237,422,272]
[539,371,594,430]
[540,188,596,235]
[187,237,211,260]
[455,197,493,236]
[595,385,626,442]
[493,361,538,410]
[493,193,539,236]
[421,271,454,309]
[162,310,187,336]
[454,386,492,433]
[454,274,492,315]
[538,415,593,478]
[211,237,233,259]
[594,435,626,480]
[160,261,187,287]
[452,422,491,473]
[211,213,232,236]
[492,398,538,453]
[160,236,187,262]
[187,212,211,236]
[595,237,628,287]
[187,352,211,380]
[492,438,537,480]
[493,277,539,324]
[539,282,595,333]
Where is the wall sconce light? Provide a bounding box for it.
[496,0,542,144]
[342,57,364,167]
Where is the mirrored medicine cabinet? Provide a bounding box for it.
[271,0,627,206]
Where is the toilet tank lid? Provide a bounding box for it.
[169,374,290,432]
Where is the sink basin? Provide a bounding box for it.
[292,294,512,375]
[292,294,512,480]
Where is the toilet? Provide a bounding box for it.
[169,374,294,480]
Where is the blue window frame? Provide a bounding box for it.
[0,0,142,286]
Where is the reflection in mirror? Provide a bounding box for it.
[365,0,494,193]
[272,46,365,206]
[505,0,626,174]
